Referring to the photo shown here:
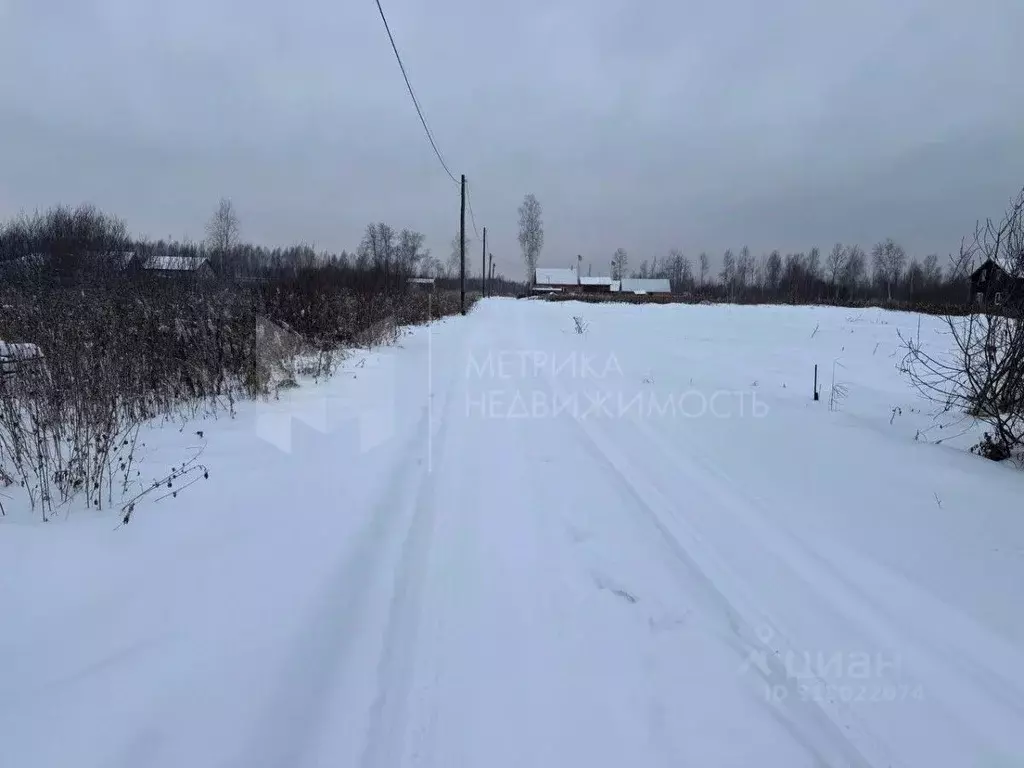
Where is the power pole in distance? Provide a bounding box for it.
[460,174,466,315]
[488,253,493,296]
[481,226,487,297]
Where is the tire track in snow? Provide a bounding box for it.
[630,415,1024,758]
[233,401,436,768]
[235,327,468,768]
[356,337,465,768]
[542,374,880,768]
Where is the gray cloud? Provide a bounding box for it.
[2,0,1022,278]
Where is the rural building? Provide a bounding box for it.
[535,267,672,298]
[535,266,581,292]
[142,255,217,281]
[970,259,1024,308]
[580,276,615,293]
[616,278,672,296]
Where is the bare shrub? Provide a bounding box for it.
[901,188,1024,461]
[0,278,268,519]
[0,205,478,519]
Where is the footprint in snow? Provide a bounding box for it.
[592,572,639,604]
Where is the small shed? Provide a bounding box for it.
[143,256,216,281]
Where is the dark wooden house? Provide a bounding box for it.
[970,259,1024,308]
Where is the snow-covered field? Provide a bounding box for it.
[2,298,1024,767]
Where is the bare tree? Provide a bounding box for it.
[901,187,1024,460]
[826,242,847,292]
[886,240,907,295]
[754,253,768,288]
[720,249,736,291]
[922,253,943,290]
[358,222,396,270]
[871,242,887,290]
[872,238,906,300]
[699,252,709,288]
[841,245,866,295]
[737,246,754,291]
[612,248,629,280]
[395,229,427,277]
[668,248,692,290]
[806,247,821,281]
[207,198,240,255]
[905,259,925,299]
[448,233,474,279]
[446,241,461,279]
[518,194,544,284]
[765,250,782,293]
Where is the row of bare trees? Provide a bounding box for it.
[603,241,967,306]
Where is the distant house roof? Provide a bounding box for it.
[408,277,435,285]
[0,341,42,360]
[580,276,614,286]
[616,278,671,293]
[969,258,1021,283]
[535,267,578,286]
[144,256,212,272]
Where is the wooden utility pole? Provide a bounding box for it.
[481,227,487,297]
[460,174,466,315]
[488,253,493,296]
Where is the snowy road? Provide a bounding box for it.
[3,299,1024,767]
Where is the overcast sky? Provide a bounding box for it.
[2,0,1022,278]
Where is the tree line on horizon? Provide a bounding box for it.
[0,198,511,289]
[516,192,973,305]
[606,240,966,305]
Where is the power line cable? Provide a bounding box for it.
[466,182,481,241]
[373,0,459,185]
